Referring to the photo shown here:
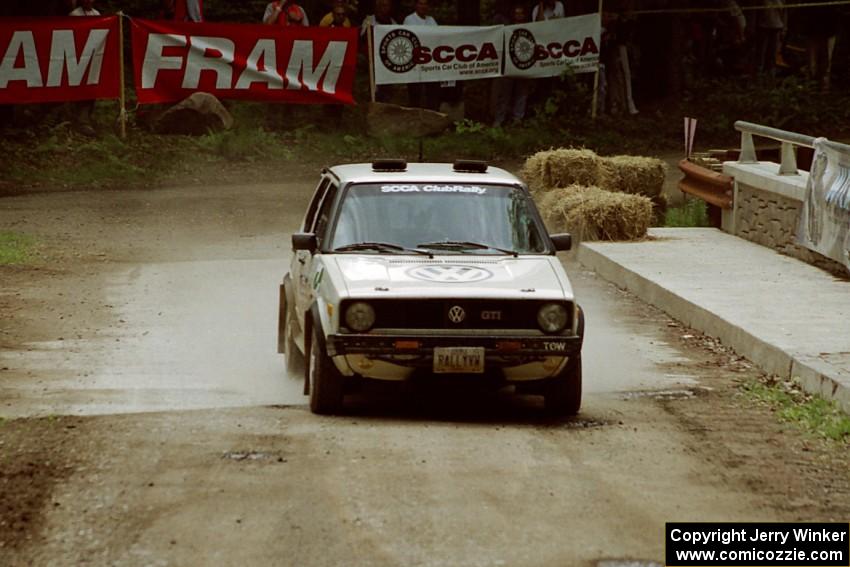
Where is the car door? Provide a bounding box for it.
[292,177,330,333]
[295,178,339,324]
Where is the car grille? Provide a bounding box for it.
[341,299,573,331]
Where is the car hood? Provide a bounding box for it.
[328,255,571,300]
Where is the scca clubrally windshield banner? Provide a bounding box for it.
[0,16,121,104]
[373,24,504,85]
[131,19,358,105]
[503,13,601,78]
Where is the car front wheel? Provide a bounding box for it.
[308,326,345,415]
[544,353,582,416]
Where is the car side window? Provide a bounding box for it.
[303,178,331,232]
[313,183,339,246]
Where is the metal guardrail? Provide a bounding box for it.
[735,120,850,176]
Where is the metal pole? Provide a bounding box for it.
[117,11,127,140]
[590,0,604,120]
[367,20,377,103]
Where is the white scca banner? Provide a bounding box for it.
[503,13,601,78]
[797,138,850,272]
[373,25,503,85]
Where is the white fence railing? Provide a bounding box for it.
[735,120,850,176]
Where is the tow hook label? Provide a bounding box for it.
[543,341,567,351]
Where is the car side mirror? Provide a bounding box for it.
[292,232,318,253]
[550,233,572,251]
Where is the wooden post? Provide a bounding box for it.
[590,0,604,120]
[117,11,128,140]
[367,20,377,103]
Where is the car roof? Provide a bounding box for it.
[326,163,524,186]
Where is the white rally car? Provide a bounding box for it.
[279,160,584,415]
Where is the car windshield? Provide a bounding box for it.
[328,183,549,254]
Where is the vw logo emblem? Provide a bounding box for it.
[406,265,493,283]
[448,305,466,324]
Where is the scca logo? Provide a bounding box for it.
[379,29,499,72]
[411,43,499,65]
[508,28,599,69]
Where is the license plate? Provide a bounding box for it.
[433,347,485,374]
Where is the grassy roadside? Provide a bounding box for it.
[0,232,34,265]
[0,110,671,193]
[2,75,849,195]
[664,199,710,227]
[741,376,850,444]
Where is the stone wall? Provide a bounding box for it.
[723,162,847,276]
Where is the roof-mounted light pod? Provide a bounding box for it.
[372,159,407,172]
[453,160,489,173]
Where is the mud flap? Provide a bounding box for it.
[277,283,287,354]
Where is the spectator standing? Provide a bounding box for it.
[755,0,786,76]
[490,4,532,126]
[320,2,352,27]
[403,0,440,110]
[69,0,100,136]
[163,0,203,22]
[532,0,565,21]
[361,0,396,33]
[797,0,841,91]
[362,0,398,103]
[69,0,97,16]
[602,2,639,115]
[264,1,310,26]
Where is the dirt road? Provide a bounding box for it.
[1,180,848,567]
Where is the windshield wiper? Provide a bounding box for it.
[417,240,518,257]
[333,242,432,256]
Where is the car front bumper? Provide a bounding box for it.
[326,333,582,358]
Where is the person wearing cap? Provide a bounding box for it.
[264,0,310,26]
[320,1,351,27]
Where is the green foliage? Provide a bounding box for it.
[664,199,710,228]
[742,377,850,443]
[454,119,488,135]
[0,232,34,265]
[196,128,293,162]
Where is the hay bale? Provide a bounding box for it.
[523,149,603,193]
[536,184,653,241]
[599,155,667,198]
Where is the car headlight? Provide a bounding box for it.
[345,302,376,332]
[537,303,568,334]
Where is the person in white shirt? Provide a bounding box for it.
[403,0,437,26]
[403,0,440,110]
[69,0,99,16]
[532,0,565,21]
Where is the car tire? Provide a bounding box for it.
[308,326,345,415]
[544,353,582,416]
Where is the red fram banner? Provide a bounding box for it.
[131,19,358,105]
[0,16,121,104]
